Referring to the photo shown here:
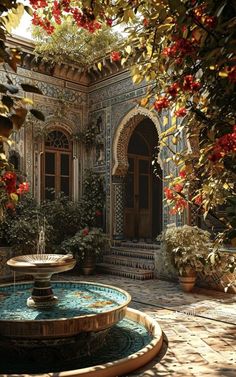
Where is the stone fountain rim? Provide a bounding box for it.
[0,280,132,324]
[2,308,163,377]
[7,254,75,268]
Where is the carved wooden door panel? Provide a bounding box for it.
[125,155,152,239]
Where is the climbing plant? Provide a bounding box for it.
[0,1,46,215]
[33,21,121,67]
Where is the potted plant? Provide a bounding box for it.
[61,227,106,275]
[159,225,213,292]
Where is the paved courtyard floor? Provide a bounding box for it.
[58,273,236,377]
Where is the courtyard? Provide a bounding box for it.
[0,1,236,376]
[58,273,236,377]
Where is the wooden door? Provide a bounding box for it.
[125,155,152,239]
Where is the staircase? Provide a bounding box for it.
[97,241,160,280]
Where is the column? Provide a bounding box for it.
[112,176,125,240]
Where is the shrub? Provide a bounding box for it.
[41,194,81,251]
[80,170,105,228]
[60,227,106,263]
[158,225,213,276]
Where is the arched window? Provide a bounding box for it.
[42,130,72,200]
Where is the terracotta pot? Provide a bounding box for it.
[81,254,96,275]
[179,274,196,292]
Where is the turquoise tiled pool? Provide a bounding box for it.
[0,282,129,320]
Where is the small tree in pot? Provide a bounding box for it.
[159,225,214,292]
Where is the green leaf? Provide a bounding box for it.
[24,5,33,17]
[30,109,45,121]
[0,115,13,137]
[2,95,14,109]
[21,84,43,95]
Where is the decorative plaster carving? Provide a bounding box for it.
[112,107,163,176]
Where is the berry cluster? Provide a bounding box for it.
[208,126,236,163]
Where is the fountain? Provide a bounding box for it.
[7,224,77,308]
[0,223,163,376]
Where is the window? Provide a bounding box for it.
[9,151,20,171]
[42,130,72,200]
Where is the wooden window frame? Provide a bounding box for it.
[41,129,73,200]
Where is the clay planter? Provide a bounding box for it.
[179,270,196,292]
[81,254,96,275]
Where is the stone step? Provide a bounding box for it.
[97,263,154,280]
[103,255,155,270]
[111,247,156,260]
[115,241,160,251]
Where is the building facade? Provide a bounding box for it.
[5,36,186,243]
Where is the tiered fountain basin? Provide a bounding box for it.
[0,281,163,376]
[7,254,76,308]
[0,281,131,340]
[0,254,163,376]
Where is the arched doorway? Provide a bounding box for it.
[42,129,72,200]
[124,119,162,240]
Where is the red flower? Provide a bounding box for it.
[191,81,201,91]
[208,149,223,162]
[5,202,15,210]
[52,0,61,25]
[164,187,174,200]
[176,198,187,210]
[95,210,102,217]
[208,131,236,163]
[182,75,201,92]
[111,51,121,62]
[106,18,112,27]
[194,195,203,206]
[82,228,89,236]
[17,182,30,195]
[154,96,170,112]
[175,107,187,117]
[169,198,187,215]
[173,184,183,193]
[162,38,195,60]
[228,67,236,83]
[61,0,71,12]
[30,0,47,9]
[179,169,186,178]
[204,16,217,29]
[3,171,17,182]
[167,83,179,98]
[170,207,178,215]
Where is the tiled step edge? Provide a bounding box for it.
[103,255,155,270]
[116,241,160,250]
[111,247,156,260]
[97,263,154,280]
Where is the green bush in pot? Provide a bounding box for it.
[61,227,106,275]
[159,225,214,291]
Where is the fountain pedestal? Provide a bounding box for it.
[7,254,76,308]
[27,273,58,308]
